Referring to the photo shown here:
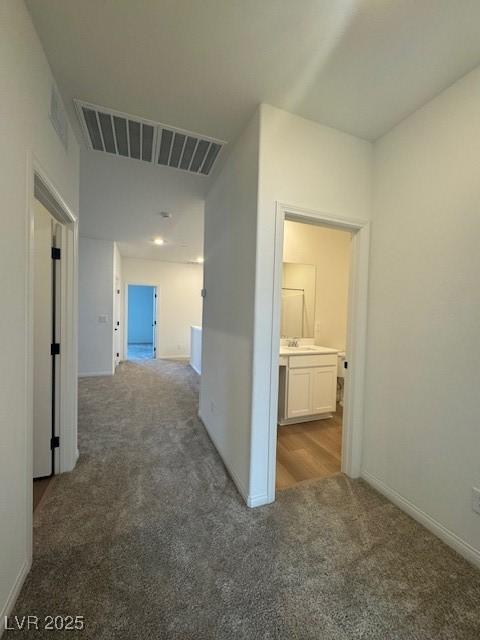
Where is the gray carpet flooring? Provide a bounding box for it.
[7,360,480,639]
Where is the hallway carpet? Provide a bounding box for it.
[7,360,480,639]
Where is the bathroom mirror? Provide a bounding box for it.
[281,262,316,338]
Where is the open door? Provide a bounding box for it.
[33,201,54,478]
[52,221,62,475]
[33,202,62,478]
[152,287,157,358]
[114,276,121,367]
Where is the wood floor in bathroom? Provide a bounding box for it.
[276,406,342,489]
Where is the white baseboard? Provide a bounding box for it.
[156,355,189,361]
[189,363,201,375]
[78,371,113,378]
[0,559,30,637]
[247,492,273,508]
[362,470,480,569]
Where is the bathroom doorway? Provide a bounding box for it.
[126,284,157,360]
[276,219,352,488]
[266,204,370,501]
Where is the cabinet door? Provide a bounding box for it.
[311,366,337,414]
[287,368,312,418]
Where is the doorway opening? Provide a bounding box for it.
[276,219,352,489]
[126,285,157,360]
[266,204,370,502]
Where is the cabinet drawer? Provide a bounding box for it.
[289,354,337,369]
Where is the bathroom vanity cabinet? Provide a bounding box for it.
[278,349,338,424]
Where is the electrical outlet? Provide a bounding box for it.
[472,487,480,515]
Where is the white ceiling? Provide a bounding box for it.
[80,151,205,263]
[27,0,480,142]
[27,0,480,260]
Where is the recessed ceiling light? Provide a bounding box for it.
[153,237,165,245]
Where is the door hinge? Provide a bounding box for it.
[116,321,120,326]
[51,343,60,356]
[51,247,61,260]
[51,435,60,449]
[201,288,206,298]
[117,289,120,294]
[344,361,348,370]
[153,321,157,326]
[116,352,119,358]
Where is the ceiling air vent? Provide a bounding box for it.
[74,99,225,176]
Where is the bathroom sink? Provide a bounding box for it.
[283,346,318,351]
[280,345,339,355]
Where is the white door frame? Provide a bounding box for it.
[124,282,158,359]
[267,202,370,501]
[26,154,79,560]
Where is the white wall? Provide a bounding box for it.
[364,65,480,562]
[78,238,115,376]
[249,104,372,504]
[199,110,260,502]
[0,1,79,627]
[283,220,351,350]
[122,258,203,358]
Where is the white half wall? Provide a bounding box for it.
[78,237,115,376]
[0,1,79,628]
[121,258,203,358]
[199,110,260,503]
[365,65,480,561]
[190,326,202,374]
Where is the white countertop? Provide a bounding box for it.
[280,345,339,356]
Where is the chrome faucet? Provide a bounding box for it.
[288,338,299,347]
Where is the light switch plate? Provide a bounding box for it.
[472,487,480,515]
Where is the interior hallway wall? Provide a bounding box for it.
[199,110,260,503]
[0,1,79,627]
[122,258,203,358]
[78,237,114,376]
[283,220,351,350]
[365,64,480,563]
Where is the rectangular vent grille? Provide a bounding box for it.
[50,86,68,150]
[74,99,225,176]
